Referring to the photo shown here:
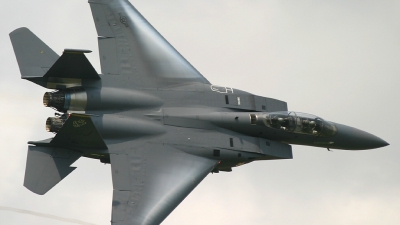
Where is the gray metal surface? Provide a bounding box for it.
[43,49,100,80]
[51,114,107,149]
[109,143,217,225]
[89,0,210,88]
[24,146,81,195]
[9,27,59,79]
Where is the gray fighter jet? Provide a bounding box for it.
[9,0,388,224]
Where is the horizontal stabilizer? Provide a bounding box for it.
[10,28,99,88]
[9,27,59,79]
[43,49,100,80]
[51,114,107,149]
[24,146,81,195]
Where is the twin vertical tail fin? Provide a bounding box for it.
[9,27,100,89]
[9,27,59,86]
[24,146,82,195]
[10,28,103,194]
[24,112,107,195]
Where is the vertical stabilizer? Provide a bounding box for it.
[9,27,59,79]
[24,146,81,195]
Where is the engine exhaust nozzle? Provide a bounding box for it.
[45,117,66,133]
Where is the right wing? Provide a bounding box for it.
[109,143,218,225]
[89,0,210,88]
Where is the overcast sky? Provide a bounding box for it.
[1,0,399,224]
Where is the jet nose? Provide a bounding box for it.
[331,123,389,150]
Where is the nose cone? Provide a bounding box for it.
[331,123,389,150]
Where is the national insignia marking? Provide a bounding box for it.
[119,13,129,28]
[73,119,87,128]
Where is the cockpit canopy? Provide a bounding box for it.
[263,111,337,137]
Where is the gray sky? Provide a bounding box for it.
[1,0,399,224]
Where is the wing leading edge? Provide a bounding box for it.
[109,143,218,225]
[89,0,210,88]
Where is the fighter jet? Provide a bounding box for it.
[9,0,388,224]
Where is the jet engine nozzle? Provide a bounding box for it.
[45,117,66,133]
[43,89,87,112]
[43,91,66,110]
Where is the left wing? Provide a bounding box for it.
[109,143,218,225]
[89,0,210,88]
